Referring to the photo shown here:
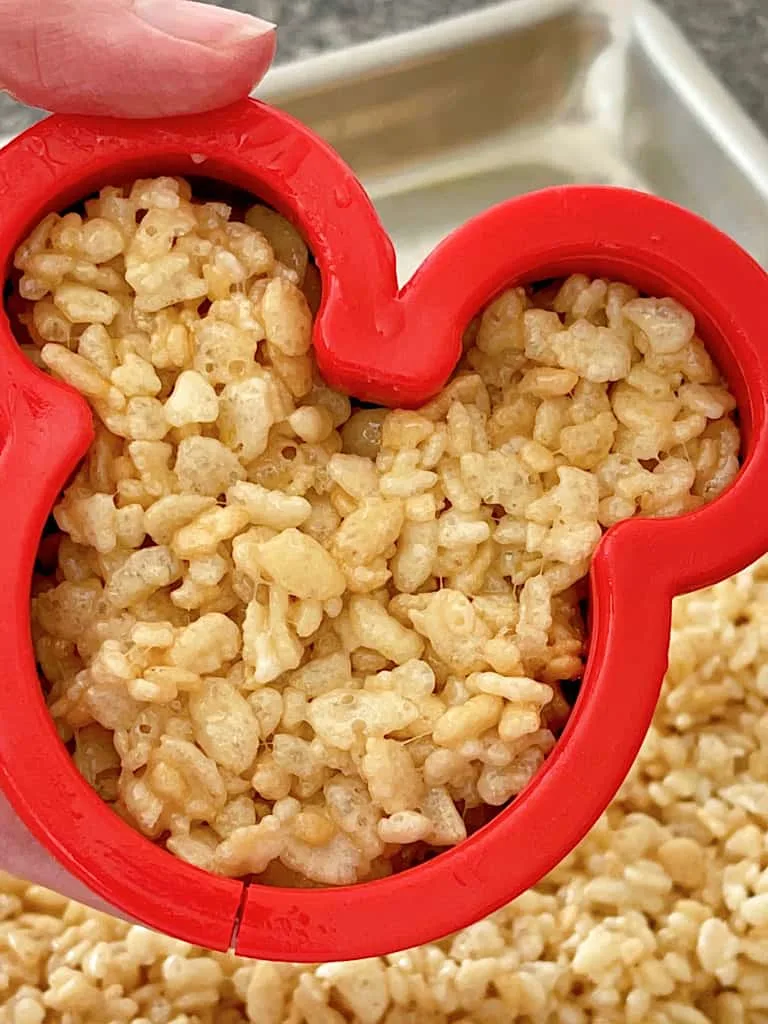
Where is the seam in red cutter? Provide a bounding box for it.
[1,98,768,961]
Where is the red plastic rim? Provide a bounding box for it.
[1,99,768,961]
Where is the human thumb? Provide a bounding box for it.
[0,0,276,118]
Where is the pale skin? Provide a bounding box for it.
[0,0,277,913]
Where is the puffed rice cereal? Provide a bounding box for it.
[17,176,740,887]
[3,558,768,1022]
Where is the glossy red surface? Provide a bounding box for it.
[1,98,767,960]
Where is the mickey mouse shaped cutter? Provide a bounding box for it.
[1,98,768,962]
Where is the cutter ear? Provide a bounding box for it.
[395,185,768,580]
[0,98,415,404]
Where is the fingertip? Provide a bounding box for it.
[113,23,279,118]
[243,20,278,87]
[0,0,278,118]
[133,0,276,49]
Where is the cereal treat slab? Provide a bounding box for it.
[3,561,768,1022]
[16,176,740,887]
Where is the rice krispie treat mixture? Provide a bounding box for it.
[2,561,768,1023]
[16,176,740,886]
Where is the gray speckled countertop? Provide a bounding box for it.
[0,1,766,138]
[658,0,768,133]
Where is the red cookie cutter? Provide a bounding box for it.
[1,97,768,962]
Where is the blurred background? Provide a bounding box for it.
[207,0,766,130]
[0,1,765,136]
